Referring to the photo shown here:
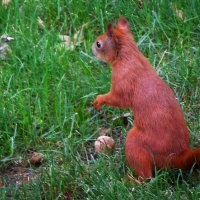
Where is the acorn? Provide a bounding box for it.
[29,152,44,166]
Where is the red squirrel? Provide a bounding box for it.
[92,16,200,181]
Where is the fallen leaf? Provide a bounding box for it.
[58,34,70,43]
[1,34,14,42]
[38,16,44,27]
[58,34,71,47]
[171,3,183,19]
[2,0,11,6]
[57,34,73,51]
[138,0,142,8]
[73,23,87,45]
[56,23,87,51]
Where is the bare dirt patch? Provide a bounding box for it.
[0,150,42,187]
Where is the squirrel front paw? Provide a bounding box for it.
[94,95,104,110]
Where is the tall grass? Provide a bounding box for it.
[0,0,199,199]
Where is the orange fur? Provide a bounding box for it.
[92,16,200,181]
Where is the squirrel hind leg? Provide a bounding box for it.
[126,144,153,182]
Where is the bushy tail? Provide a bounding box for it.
[169,147,200,169]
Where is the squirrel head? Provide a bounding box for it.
[92,16,131,63]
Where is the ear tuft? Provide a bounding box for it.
[106,22,114,37]
[117,16,129,30]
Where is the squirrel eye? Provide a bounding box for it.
[96,41,101,48]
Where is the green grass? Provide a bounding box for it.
[0,0,199,199]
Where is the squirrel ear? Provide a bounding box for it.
[106,22,114,37]
[117,16,129,30]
